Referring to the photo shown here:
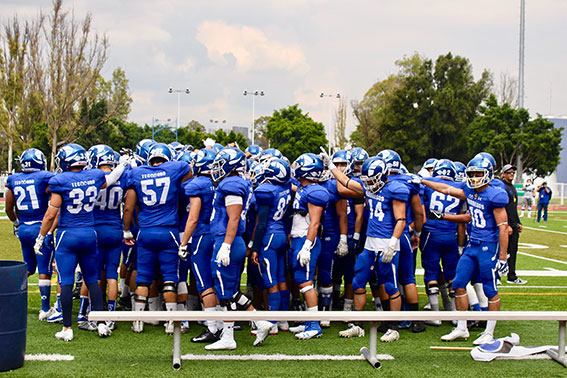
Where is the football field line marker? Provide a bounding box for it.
[518,251,567,265]
[181,353,394,361]
[523,226,567,235]
[25,354,74,361]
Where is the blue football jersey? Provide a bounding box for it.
[127,161,190,228]
[365,180,409,238]
[179,177,193,232]
[210,175,253,237]
[7,171,53,223]
[389,174,420,230]
[292,183,329,212]
[319,179,341,235]
[48,169,106,228]
[422,176,464,233]
[347,177,368,234]
[461,184,508,242]
[254,181,292,234]
[94,171,126,227]
[183,175,215,236]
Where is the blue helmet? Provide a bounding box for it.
[184,144,195,152]
[263,158,291,185]
[376,149,402,174]
[147,143,173,165]
[19,148,47,172]
[245,145,264,160]
[212,143,224,154]
[292,153,324,182]
[423,158,437,170]
[260,148,283,163]
[88,144,117,169]
[135,139,155,164]
[432,159,457,181]
[55,143,88,172]
[475,152,497,170]
[211,147,246,182]
[248,161,265,187]
[399,163,409,175]
[331,150,353,175]
[193,148,216,175]
[169,141,184,152]
[453,161,467,182]
[350,147,369,177]
[360,157,388,194]
[176,150,194,165]
[466,156,494,189]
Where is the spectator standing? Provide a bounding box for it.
[536,182,552,223]
[520,179,535,218]
[501,164,527,285]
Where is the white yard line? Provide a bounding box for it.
[522,226,567,235]
[518,251,567,264]
[181,353,394,361]
[25,354,74,361]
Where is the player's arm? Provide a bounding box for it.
[38,193,62,237]
[306,203,323,242]
[223,201,242,246]
[181,170,193,183]
[494,207,509,261]
[354,201,364,234]
[336,199,348,236]
[250,203,270,265]
[392,200,406,239]
[421,179,466,200]
[5,188,17,222]
[181,196,202,247]
[123,189,137,232]
[410,193,424,234]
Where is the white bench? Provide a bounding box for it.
[89,310,567,370]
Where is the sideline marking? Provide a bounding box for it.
[523,226,567,235]
[25,354,74,361]
[518,243,548,249]
[181,353,394,361]
[518,251,566,265]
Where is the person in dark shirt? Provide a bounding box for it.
[500,164,526,284]
[536,181,553,223]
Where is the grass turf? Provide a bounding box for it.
[0,220,566,377]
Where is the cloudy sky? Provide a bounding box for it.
[2,0,566,141]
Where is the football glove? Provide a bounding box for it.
[123,230,135,245]
[12,220,19,238]
[458,246,465,256]
[216,243,231,266]
[427,210,444,220]
[336,234,348,257]
[34,234,45,256]
[119,154,132,167]
[496,259,509,276]
[178,244,189,261]
[297,239,313,267]
[318,147,336,170]
[381,237,398,263]
[352,232,361,253]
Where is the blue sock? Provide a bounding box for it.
[61,285,73,328]
[86,281,104,312]
[279,290,290,311]
[268,291,280,311]
[38,279,51,312]
[471,303,481,311]
[108,299,116,312]
[79,296,90,317]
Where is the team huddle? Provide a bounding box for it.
[5,139,511,349]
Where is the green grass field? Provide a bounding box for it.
[0,218,566,378]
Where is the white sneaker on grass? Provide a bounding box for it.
[132,320,144,333]
[55,328,73,341]
[289,324,306,333]
[473,331,494,346]
[39,307,57,321]
[380,329,399,342]
[278,321,289,331]
[441,327,469,341]
[339,324,365,338]
[253,321,273,346]
[205,336,237,350]
[97,323,112,338]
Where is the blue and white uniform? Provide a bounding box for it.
[318,179,342,287]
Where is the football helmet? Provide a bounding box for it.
[292,153,324,182]
[465,156,494,189]
[453,161,467,182]
[212,143,224,154]
[169,141,184,152]
[259,148,283,163]
[331,150,353,175]
[432,159,457,181]
[245,145,264,160]
[89,144,117,169]
[193,148,217,175]
[360,157,388,194]
[376,149,402,174]
[399,164,409,175]
[423,158,437,170]
[147,143,173,166]
[55,143,88,173]
[350,147,369,177]
[248,161,265,187]
[211,147,246,182]
[176,150,194,165]
[263,158,291,185]
[474,152,497,170]
[19,148,47,172]
[135,139,155,164]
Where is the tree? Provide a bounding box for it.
[334,97,348,149]
[254,115,271,149]
[27,0,109,170]
[467,94,562,177]
[496,72,518,108]
[265,104,327,162]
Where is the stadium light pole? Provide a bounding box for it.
[319,92,341,154]
[209,119,227,133]
[243,90,264,145]
[168,87,190,142]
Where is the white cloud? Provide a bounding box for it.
[196,20,308,73]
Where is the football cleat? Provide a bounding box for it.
[144,319,160,326]
[425,319,442,326]
[164,321,175,335]
[78,321,98,331]
[289,323,306,333]
[278,321,289,332]
[191,329,221,343]
[320,320,331,328]
[339,324,365,338]
[181,321,190,334]
[131,320,144,333]
[205,336,237,350]
[473,331,494,346]
[97,323,112,338]
[380,329,400,343]
[47,310,63,324]
[441,327,469,341]
[253,321,273,346]
[295,322,322,340]
[39,307,57,321]
[398,321,411,330]
[507,278,528,284]
[411,321,427,333]
[106,320,117,331]
[55,327,73,342]
[251,323,278,336]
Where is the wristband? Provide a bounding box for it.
[247,240,254,249]
[414,231,421,237]
[328,162,337,171]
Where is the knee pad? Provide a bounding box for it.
[427,283,439,296]
[222,291,252,311]
[137,282,151,289]
[177,281,188,295]
[163,282,177,294]
[300,285,314,294]
[447,283,455,298]
[134,294,147,303]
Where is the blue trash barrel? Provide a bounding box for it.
[0,260,27,372]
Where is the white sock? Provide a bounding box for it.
[148,297,159,311]
[222,322,234,340]
[134,301,145,312]
[177,303,186,311]
[373,296,382,310]
[165,302,176,312]
[467,284,479,307]
[485,320,496,335]
[307,305,318,312]
[205,307,217,333]
[473,283,488,309]
[216,305,224,330]
[344,298,354,311]
[457,319,467,331]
